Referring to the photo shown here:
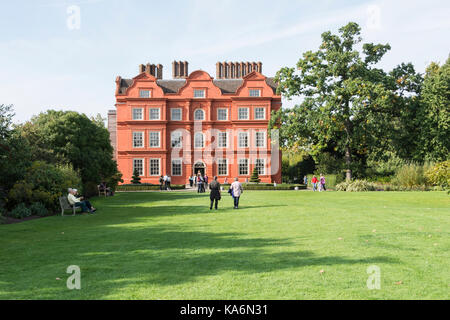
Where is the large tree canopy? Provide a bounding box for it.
[18,110,118,185]
[270,22,402,180]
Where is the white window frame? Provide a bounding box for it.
[217,159,228,176]
[249,89,261,97]
[194,132,205,148]
[149,158,161,176]
[194,89,206,98]
[132,131,144,148]
[171,131,182,148]
[149,108,160,120]
[238,132,249,148]
[217,108,228,121]
[133,158,144,176]
[171,108,182,121]
[132,107,144,120]
[238,107,249,120]
[194,109,205,121]
[255,158,266,175]
[255,131,266,148]
[218,132,227,148]
[254,107,265,120]
[149,131,160,148]
[171,159,182,176]
[238,158,249,176]
[139,89,151,98]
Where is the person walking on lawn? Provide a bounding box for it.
[320,174,326,191]
[209,176,221,210]
[230,177,243,209]
[311,175,318,191]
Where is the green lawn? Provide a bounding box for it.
[0,191,449,299]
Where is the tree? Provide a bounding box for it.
[250,167,261,183]
[419,58,450,161]
[271,22,394,180]
[131,168,141,184]
[18,110,119,188]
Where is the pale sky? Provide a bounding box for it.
[1,0,449,123]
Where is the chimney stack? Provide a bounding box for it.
[139,63,163,79]
[215,61,262,79]
[172,61,189,78]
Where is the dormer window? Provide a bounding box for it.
[139,89,151,98]
[249,89,261,97]
[194,89,206,98]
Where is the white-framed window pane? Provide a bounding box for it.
[254,107,265,120]
[132,108,143,120]
[139,90,151,98]
[149,132,160,148]
[238,108,249,120]
[172,159,182,176]
[133,132,144,148]
[149,108,160,120]
[255,132,266,147]
[249,89,261,97]
[239,159,249,175]
[194,89,205,98]
[149,159,160,176]
[218,159,228,176]
[255,158,265,175]
[171,131,182,148]
[194,133,204,148]
[239,132,249,148]
[171,108,182,121]
[217,108,228,120]
[133,159,144,176]
[218,132,227,148]
[194,109,205,120]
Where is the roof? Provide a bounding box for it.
[118,77,278,95]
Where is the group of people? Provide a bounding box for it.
[189,173,209,193]
[159,175,172,191]
[208,177,243,210]
[304,174,327,191]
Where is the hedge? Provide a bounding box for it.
[116,184,186,191]
[240,183,306,191]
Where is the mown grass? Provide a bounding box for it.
[0,191,449,299]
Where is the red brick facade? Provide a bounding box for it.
[110,62,282,185]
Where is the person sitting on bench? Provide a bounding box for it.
[67,188,96,214]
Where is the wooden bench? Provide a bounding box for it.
[59,196,81,216]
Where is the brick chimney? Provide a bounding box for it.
[172,61,189,78]
[139,63,163,79]
[215,61,262,79]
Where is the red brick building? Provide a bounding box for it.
[108,61,282,185]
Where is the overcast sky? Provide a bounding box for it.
[1,0,449,123]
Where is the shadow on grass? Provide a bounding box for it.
[0,192,401,299]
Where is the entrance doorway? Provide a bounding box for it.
[194,161,206,177]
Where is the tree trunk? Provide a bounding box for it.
[345,146,352,181]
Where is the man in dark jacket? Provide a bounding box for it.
[209,176,221,210]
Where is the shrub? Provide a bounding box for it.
[29,202,48,217]
[116,184,185,191]
[7,161,81,212]
[425,160,450,189]
[131,169,141,184]
[392,162,432,188]
[346,180,377,192]
[335,181,350,191]
[9,203,31,219]
[82,181,100,198]
[250,167,261,183]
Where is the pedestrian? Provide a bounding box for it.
[159,175,164,191]
[163,174,168,190]
[197,173,204,193]
[189,176,194,188]
[204,174,209,190]
[311,175,318,191]
[167,175,171,191]
[320,174,326,191]
[209,176,221,210]
[230,177,243,209]
[303,175,308,186]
